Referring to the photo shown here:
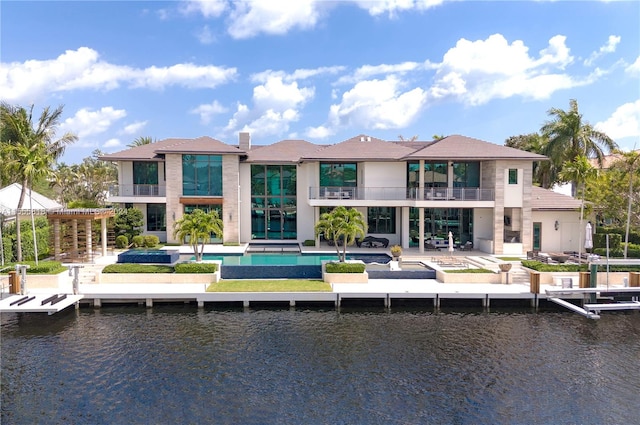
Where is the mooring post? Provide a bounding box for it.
[590,264,598,303]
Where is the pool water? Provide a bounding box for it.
[201,253,392,266]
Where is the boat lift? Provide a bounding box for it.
[545,258,640,319]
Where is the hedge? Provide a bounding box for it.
[2,261,67,275]
[174,263,218,273]
[102,264,174,273]
[325,262,366,273]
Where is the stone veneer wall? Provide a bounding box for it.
[165,153,183,244]
[222,155,240,243]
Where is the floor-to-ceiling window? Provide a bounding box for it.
[251,165,296,240]
[146,204,166,232]
[368,207,396,234]
[183,204,223,243]
[182,155,222,196]
[409,207,474,246]
[319,163,357,198]
[133,162,158,195]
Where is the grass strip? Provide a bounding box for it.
[207,279,332,292]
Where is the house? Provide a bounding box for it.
[100,133,583,255]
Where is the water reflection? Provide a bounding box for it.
[2,308,640,425]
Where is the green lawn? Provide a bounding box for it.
[207,279,332,292]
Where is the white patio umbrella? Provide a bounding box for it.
[585,222,593,252]
[448,231,455,256]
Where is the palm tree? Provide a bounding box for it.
[541,99,617,195]
[173,209,223,262]
[559,156,598,262]
[0,103,77,261]
[610,149,640,258]
[314,206,367,262]
[127,136,156,148]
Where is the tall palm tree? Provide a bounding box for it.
[127,136,156,148]
[315,206,367,262]
[610,149,640,258]
[559,156,598,261]
[173,209,223,262]
[0,103,77,261]
[541,99,616,195]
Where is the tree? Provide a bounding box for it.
[173,209,223,262]
[127,136,156,148]
[610,149,640,258]
[559,156,598,261]
[505,133,556,188]
[398,135,419,142]
[114,208,144,242]
[541,99,617,195]
[0,103,77,261]
[314,206,367,262]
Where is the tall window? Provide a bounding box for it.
[147,204,166,232]
[133,162,158,184]
[251,165,297,240]
[453,162,480,187]
[424,162,448,187]
[508,169,518,184]
[320,163,357,187]
[182,155,222,196]
[183,205,223,243]
[368,207,396,234]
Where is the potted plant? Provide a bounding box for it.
[390,245,402,260]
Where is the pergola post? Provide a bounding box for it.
[85,219,93,259]
[72,219,79,256]
[101,217,107,257]
[53,219,61,261]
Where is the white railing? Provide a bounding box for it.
[108,184,166,197]
[308,187,494,201]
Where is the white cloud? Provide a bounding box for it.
[595,100,640,140]
[0,47,237,103]
[103,138,122,149]
[223,76,315,137]
[61,107,127,139]
[584,35,621,66]
[190,100,228,124]
[336,61,436,85]
[120,121,148,135]
[315,76,427,135]
[180,0,228,18]
[251,66,345,84]
[626,56,640,76]
[306,125,335,139]
[354,0,444,17]
[430,34,586,105]
[196,25,216,44]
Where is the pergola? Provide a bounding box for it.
[47,208,116,262]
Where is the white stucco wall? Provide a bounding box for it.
[361,162,406,188]
[503,167,523,207]
[531,210,581,253]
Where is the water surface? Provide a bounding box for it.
[2,307,639,424]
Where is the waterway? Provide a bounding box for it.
[2,306,640,424]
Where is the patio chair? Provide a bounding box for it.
[460,241,473,251]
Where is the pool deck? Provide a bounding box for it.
[0,244,632,313]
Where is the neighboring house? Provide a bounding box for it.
[0,183,63,217]
[99,133,585,255]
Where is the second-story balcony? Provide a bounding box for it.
[108,184,166,198]
[309,187,494,202]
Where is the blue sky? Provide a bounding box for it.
[1,0,639,165]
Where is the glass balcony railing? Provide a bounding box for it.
[308,187,494,201]
[108,184,166,197]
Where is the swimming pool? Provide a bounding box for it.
[201,253,392,266]
[118,249,180,264]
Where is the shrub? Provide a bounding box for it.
[594,233,621,250]
[521,260,586,272]
[175,263,218,273]
[102,264,174,273]
[115,235,128,249]
[593,248,624,258]
[303,240,315,247]
[131,235,144,248]
[3,261,66,275]
[325,262,365,273]
[390,245,403,258]
[143,235,159,248]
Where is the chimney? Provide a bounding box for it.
[239,132,251,151]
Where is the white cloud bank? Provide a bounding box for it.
[596,100,640,141]
[0,47,238,103]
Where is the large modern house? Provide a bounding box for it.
[100,133,584,255]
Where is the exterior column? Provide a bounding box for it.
[53,219,61,261]
[72,219,79,257]
[85,219,93,259]
[101,217,107,257]
[419,207,425,254]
